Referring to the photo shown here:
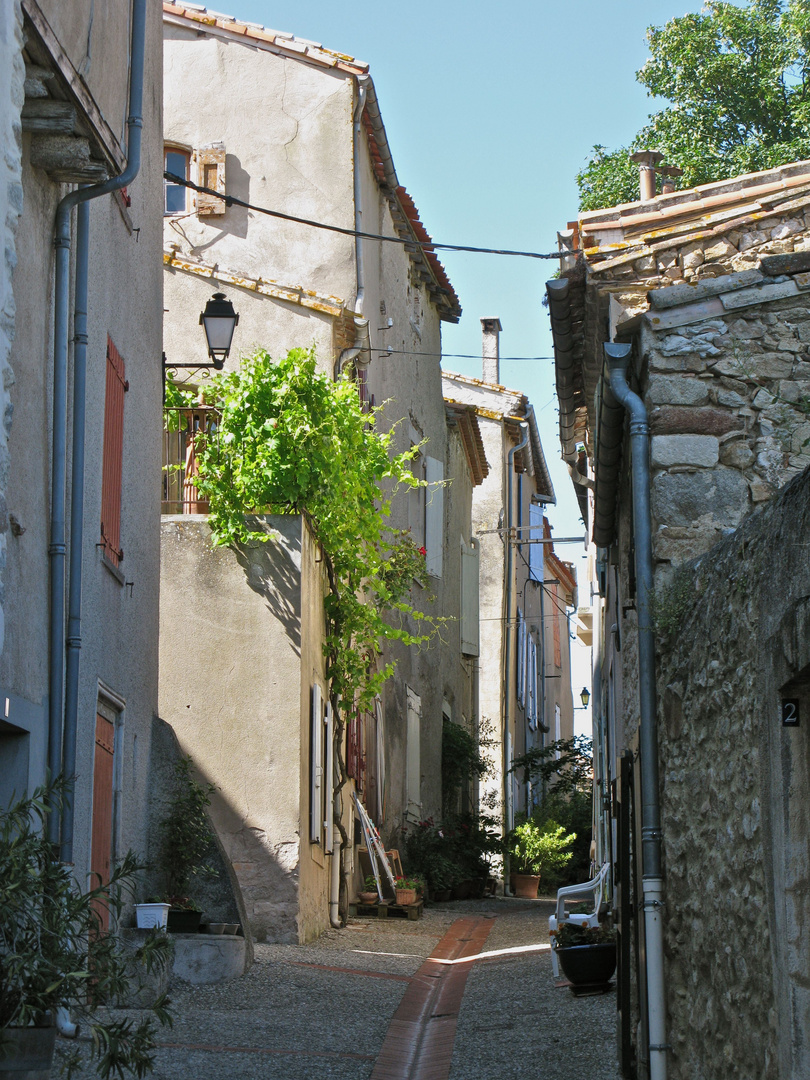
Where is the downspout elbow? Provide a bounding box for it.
[605,343,647,431]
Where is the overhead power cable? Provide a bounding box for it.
[164,172,578,261]
[377,347,556,360]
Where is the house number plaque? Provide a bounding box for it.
[782,699,800,727]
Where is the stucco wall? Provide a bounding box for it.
[162,22,356,379]
[159,515,330,944]
[0,0,23,660]
[655,465,810,1080]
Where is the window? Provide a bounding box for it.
[460,537,480,656]
[529,503,544,583]
[409,448,426,552]
[100,337,127,567]
[196,143,226,216]
[164,148,189,214]
[424,457,444,578]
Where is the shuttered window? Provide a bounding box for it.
[526,636,538,730]
[310,684,324,844]
[100,337,127,567]
[196,143,226,216]
[529,504,544,583]
[460,537,479,656]
[424,457,444,578]
[91,714,115,931]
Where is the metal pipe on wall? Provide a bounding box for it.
[48,0,147,849]
[604,342,667,1080]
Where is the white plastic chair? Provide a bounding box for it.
[548,862,610,977]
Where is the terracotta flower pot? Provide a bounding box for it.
[395,888,417,906]
[512,873,540,899]
[358,891,377,903]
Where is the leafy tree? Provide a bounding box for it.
[577,0,810,211]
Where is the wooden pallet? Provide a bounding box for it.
[349,899,424,921]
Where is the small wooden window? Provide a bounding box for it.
[196,143,226,217]
[164,148,189,214]
[100,337,127,567]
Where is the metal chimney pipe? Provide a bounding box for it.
[481,317,502,384]
[630,151,665,202]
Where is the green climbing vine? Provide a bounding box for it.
[165,347,439,712]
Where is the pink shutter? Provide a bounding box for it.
[100,337,127,566]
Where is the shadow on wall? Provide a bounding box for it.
[147,716,299,946]
[233,518,302,659]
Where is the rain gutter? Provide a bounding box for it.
[604,342,667,1080]
[545,278,592,521]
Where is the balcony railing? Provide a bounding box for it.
[162,406,221,514]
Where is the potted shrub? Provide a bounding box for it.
[359,876,379,903]
[509,819,576,898]
[0,784,172,1079]
[554,921,617,989]
[156,756,218,932]
[394,876,420,906]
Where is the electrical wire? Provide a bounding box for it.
[376,347,556,360]
[164,172,578,261]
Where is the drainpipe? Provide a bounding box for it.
[48,0,147,847]
[352,76,369,319]
[503,422,529,877]
[604,343,667,1080]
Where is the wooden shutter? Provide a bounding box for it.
[517,608,525,705]
[460,537,480,656]
[100,337,127,566]
[310,684,323,843]
[324,702,334,854]
[425,456,444,578]
[91,714,115,931]
[196,143,226,216]
[529,504,544,583]
[552,585,562,668]
[406,687,421,819]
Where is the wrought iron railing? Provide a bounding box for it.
[162,406,221,514]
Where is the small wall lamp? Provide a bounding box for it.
[163,292,239,395]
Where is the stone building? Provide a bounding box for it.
[548,159,810,1078]
[443,319,570,838]
[159,4,483,942]
[0,0,163,902]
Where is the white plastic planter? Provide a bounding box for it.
[135,902,170,929]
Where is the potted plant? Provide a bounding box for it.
[394,876,420,906]
[508,819,576,898]
[554,921,617,989]
[0,783,172,1079]
[135,900,171,929]
[156,756,218,932]
[359,876,379,903]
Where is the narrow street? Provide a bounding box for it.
[58,898,619,1080]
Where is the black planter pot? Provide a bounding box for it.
[557,942,617,988]
[0,1025,57,1079]
[167,908,202,933]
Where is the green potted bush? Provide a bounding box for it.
[554,921,617,989]
[156,756,218,932]
[359,876,378,903]
[508,819,576,898]
[0,784,172,1079]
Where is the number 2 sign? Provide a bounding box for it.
[782,699,800,726]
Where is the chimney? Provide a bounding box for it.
[481,318,502,384]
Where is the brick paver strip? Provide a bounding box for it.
[369,915,496,1080]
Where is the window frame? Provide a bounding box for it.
[164,147,190,216]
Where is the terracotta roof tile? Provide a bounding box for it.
[162,3,370,73]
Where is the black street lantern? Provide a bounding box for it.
[580,686,590,709]
[199,292,239,368]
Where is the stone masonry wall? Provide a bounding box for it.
[641,284,810,570]
[0,3,24,653]
[656,465,810,1080]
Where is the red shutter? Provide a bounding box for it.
[100,337,127,566]
[90,714,115,931]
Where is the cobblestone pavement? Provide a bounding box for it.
[56,897,621,1080]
